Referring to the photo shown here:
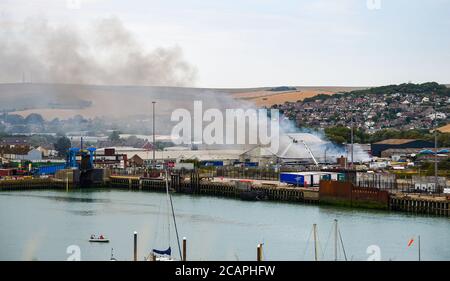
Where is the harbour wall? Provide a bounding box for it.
[319,180,390,210]
[1,176,449,217]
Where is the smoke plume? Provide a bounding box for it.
[0,17,197,86]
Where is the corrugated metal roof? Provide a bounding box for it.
[374,139,418,145]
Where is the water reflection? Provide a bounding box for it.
[0,189,449,261]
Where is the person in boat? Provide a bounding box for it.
[90,234,95,239]
[99,234,104,240]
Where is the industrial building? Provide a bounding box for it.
[95,133,331,167]
[371,139,434,157]
[94,148,128,168]
[97,147,243,166]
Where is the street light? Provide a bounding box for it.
[433,101,438,193]
[152,101,156,165]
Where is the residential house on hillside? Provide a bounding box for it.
[0,136,31,148]
[1,147,42,161]
[36,145,58,158]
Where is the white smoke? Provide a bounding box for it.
[277,116,371,163]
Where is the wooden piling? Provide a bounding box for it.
[257,244,262,261]
[133,231,137,261]
[182,237,187,261]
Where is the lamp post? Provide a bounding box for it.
[434,102,438,193]
[350,114,354,169]
[152,101,156,166]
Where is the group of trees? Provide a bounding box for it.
[302,82,450,104]
[348,82,450,97]
[324,126,369,144]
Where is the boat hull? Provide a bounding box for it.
[89,239,110,243]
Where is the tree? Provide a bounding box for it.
[54,136,72,158]
[25,113,44,124]
[109,130,121,142]
[3,114,25,125]
[324,125,369,144]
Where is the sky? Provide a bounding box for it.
[1,0,449,88]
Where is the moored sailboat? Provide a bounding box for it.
[146,168,182,261]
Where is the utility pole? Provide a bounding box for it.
[152,101,156,165]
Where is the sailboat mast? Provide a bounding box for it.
[418,235,421,261]
[334,219,338,261]
[166,169,182,260]
[338,229,348,261]
[313,224,318,261]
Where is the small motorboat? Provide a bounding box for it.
[89,234,110,243]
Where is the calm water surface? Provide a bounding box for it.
[0,189,449,261]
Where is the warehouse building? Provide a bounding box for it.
[371,139,434,157]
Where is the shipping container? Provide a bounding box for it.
[280,172,341,187]
[34,164,66,176]
[201,161,224,167]
[280,173,305,186]
[0,169,13,177]
[174,163,195,170]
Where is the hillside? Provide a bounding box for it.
[438,124,450,133]
[273,82,450,132]
[0,83,365,119]
[231,86,366,107]
[0,83,245,119]
[302,82,450,103]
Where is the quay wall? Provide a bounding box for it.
[0,178,64,191]
[1,176,449,217]
[319,180,390,210]
[108,176,316,204]
[390,194,450,217]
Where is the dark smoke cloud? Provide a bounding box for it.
[0,17,197,86]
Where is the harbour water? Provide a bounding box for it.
[0,189,449,261]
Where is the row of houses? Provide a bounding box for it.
[0,137,57,162]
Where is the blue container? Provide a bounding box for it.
[202,161,224,167]
[280,173,305,186]
[36,164,66,175]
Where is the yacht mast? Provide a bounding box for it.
[166,169,182,260]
